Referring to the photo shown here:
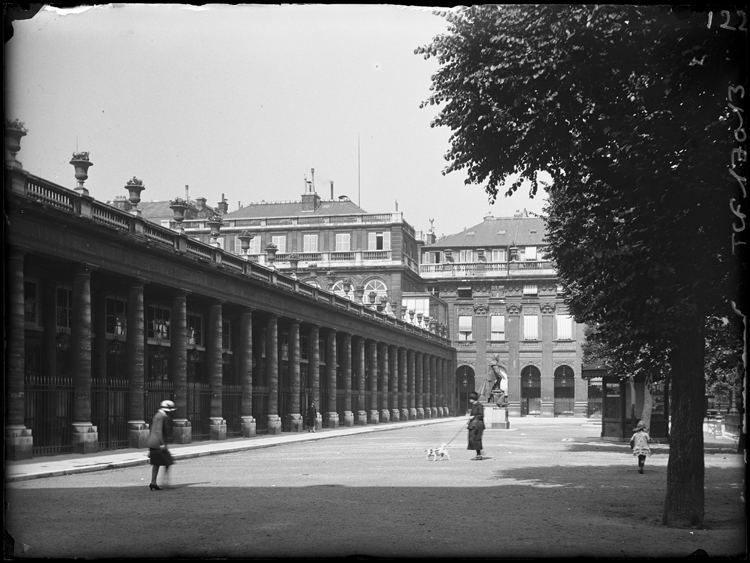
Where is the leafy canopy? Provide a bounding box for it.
[417,5,746,344]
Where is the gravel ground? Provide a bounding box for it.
[4,418,745,559]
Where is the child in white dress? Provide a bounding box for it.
[630,420,651,474]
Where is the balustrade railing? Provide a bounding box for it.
[13,172,452,349]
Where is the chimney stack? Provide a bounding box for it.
[330,181,334,200]
[218,193,228,214]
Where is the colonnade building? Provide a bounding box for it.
[4,133,455,461]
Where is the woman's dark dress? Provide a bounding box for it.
[306,404,318,429]
[467,401,485,451]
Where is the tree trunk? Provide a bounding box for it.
[662,312,706,527]
[629,376,637,429]
[640,371,654,431]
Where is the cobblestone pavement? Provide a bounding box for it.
[4,417,745,559]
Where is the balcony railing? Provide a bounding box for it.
[419,260,556,278]
[180,211,416,237]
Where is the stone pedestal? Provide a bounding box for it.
[326,412,339,429]
[343,411,354,427]
[315,414,322,431]
[380,409,390,423]
[485,404,510,429]
[5,425,33,461]
[417,408,425,420]
[72,423,99,454]
[369,410,380,424]
[401,408,410,421]
[267,415,282,435]
[128,421,149,449]
[210,417,227,440]
[288,413,303,432]
[171,418,192,444]
[357,410,368,426]
[241,416,257,437]
[430,407,438,419]
[409,408,417,420]
[390,409,400,422]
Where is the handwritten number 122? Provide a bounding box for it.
[708,10,747,31]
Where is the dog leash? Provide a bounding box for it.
[443,422,467,448]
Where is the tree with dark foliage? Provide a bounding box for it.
[418,5,746,528]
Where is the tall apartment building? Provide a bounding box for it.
[419,212,587,417]
[171,180,449,335]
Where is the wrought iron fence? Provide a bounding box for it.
[222,384,243,437]
[187,381,211,441]
[587,398,602,417]
[553,397,575,416]
[24,375,75,456]
[253,388,269,433]
[92,377,130,450]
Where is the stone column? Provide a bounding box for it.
[444,359,452,416]
[415,351,424,419]
[355,337,367,425]
[436,355,443,417]
[541,304,555,417]
[309,325,321,431]
[379,343,390,423]
[208,301,226,439]
[326,329,339,428]
[369,341,380,424]
[71,265,98,453]
[408,350,417,420]
[448,359,455,416]
[287,319,303,432]
[425,355,437,418]
[170,290,191,443]
[239,308,256,436]
[389,344,400,422]
[507,303,522,417]
[127,280,148,448]
[5,248,32,460]
[342,333,354,427]
[266,314,281,434]
[399,348,409,421]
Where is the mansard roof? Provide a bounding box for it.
[426,215,546,249]
[224,197,367,219]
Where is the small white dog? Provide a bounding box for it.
[425,443,450,461]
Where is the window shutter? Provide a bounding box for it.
[368,232,376,251]
[384,231,390,250]
[523,315,538,340]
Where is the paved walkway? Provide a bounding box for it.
[4,417,466,482]
[6,415,737,483]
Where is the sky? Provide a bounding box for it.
[5,4,548,239]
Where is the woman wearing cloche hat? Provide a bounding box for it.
[146,400,176,490]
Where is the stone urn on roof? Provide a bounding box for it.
[70,152,93,195]
[5,118,27,169]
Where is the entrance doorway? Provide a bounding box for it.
[456,365,475,415]
[520,365,541,416]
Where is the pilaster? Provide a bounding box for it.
[6,248,32,459]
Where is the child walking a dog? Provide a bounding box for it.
[467,391,485,460]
